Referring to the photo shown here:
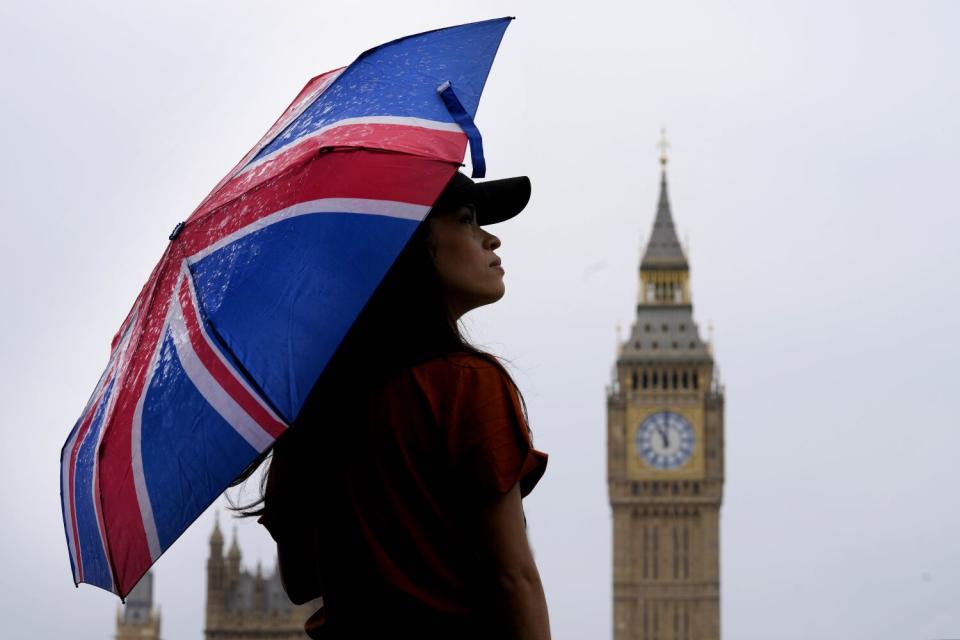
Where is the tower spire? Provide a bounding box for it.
[640,127,688,271]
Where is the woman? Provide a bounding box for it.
[239,172,549,639]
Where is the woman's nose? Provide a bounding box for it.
[484,231,501,251]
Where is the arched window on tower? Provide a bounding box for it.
[652,526,659,579]
[631,371,638,390]
[672,526,680,579]
[642,525,650,579]
[693,371,699,389]
[652,371,659,388]
[682,371,689,389]
[642,371,649,389]
[672,371,679,388]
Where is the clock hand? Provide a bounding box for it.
[656,423,670,448]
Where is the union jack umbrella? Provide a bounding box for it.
[60,17,514,599]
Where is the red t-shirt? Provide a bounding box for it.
[259,352,547,638]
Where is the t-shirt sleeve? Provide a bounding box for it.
[430,356,548,502]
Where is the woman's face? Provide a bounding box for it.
[428,204,505,320]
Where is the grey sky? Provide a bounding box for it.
[2,1,958,638]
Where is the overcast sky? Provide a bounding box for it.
[2,1,959,639]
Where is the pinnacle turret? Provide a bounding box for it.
[209,511,223,550]
[227,527,241,559]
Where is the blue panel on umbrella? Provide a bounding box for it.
[140,334,260,551]
[189,210,418,422]
[72,379,115,591]
[251,18,510,165]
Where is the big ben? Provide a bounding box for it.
[608,134,725,640]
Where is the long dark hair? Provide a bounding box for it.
[227,205,527,516]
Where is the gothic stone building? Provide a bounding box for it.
[607,149,725,640]
[206,518,320,639]
[114,520,319,640]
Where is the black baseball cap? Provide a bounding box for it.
[431,171,531,225]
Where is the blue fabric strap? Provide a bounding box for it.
[437,81,486,178]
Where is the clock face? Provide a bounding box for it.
[635,411,695,470]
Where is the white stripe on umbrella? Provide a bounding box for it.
[237,115,464,177]
[170,269,283,451]
[188,197,431,264]
[60,417,83,582]
[64,312,138,587]
[131,304,173,563]
[177,264,287,434]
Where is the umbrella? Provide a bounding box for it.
[60,17,515,599]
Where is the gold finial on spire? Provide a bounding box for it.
[657,126,670,167]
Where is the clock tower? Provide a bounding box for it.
[607,135,725,639]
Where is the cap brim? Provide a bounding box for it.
[432,173,531,225]
[472,176,531,225]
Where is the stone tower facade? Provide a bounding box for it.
[115,571,161,640]
[607,144,725,640]
[205,517,320,639]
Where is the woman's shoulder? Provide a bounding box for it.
[408,351,515,399]
[413,351,507,379]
